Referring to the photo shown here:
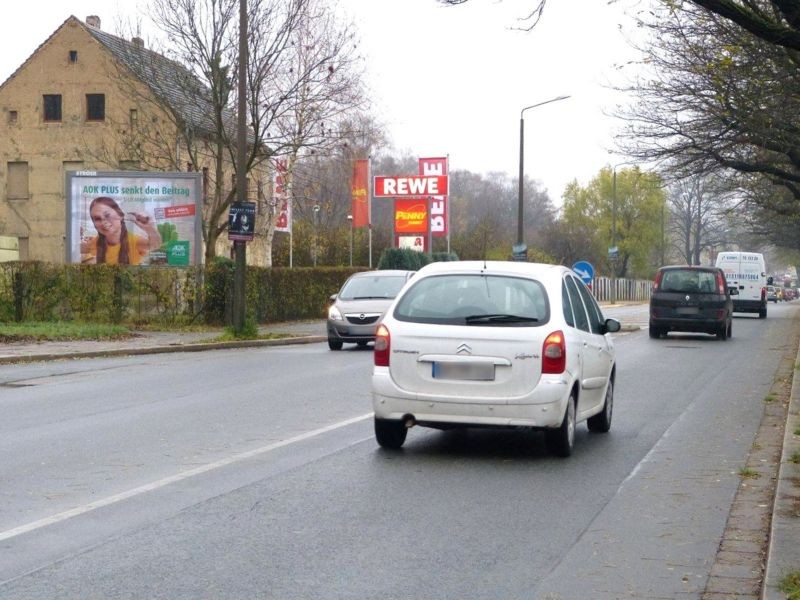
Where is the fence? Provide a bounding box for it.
[591,276,653,303]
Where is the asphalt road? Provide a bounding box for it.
[0,302,796,599]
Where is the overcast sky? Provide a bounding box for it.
[0,0,644,204]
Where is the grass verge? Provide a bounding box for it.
[779,571,800,599]
[0,321,132,342]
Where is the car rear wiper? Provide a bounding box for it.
[464,314,539,324]
[351,296,388,300]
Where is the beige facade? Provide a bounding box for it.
[0,15,273,265]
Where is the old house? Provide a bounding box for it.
[0,15,272,264]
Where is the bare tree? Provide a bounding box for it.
[90,0,367,263]
[667,175,732,264]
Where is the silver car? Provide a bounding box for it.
[372,261,620,456]
[327,270,415,350]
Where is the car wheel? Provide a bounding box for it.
[546,393,576,457]
[374,418,407,449]
[328,337,343,350]
[587,379,613,433]
[759,307,767,319]
[727,319,732,339]
[648,325,661,339]
[716,321,728,341]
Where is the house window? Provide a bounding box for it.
[69,50,78,63]
[63,160,84,176]
[86,94,105,121]
[43,94,62,122]
[8,110,18,124]
[0,235,20,262]
[7,161,30,200]
[129,108,138,128]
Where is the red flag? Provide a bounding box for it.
[351,159,369,228]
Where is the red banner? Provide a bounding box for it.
[351,159,369,228]
[419,157,448,237]
[274,159,291,233]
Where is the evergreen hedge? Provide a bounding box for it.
[0,261,361,326]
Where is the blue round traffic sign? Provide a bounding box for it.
[572,261,595,284]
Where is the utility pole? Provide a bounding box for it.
[232,0,248,333]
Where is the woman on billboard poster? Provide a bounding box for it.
[80,196,162,265]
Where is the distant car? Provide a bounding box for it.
[326,270,415,350]
[371,261,620,457]
[649,265,735,340]
[766,285,778,302]
[783,288,796,301]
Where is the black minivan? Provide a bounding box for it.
[649,265,736,340]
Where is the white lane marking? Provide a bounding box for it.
[0,412,373,542]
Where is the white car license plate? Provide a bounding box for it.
[432,361,495,381]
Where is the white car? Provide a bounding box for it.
[371,261,620,457]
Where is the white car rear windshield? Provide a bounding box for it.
[393,274,549,326]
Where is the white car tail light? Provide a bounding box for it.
[542,330,566,374]
[374,324,390,366]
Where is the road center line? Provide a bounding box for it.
[0,412,373,543]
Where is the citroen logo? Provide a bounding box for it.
[359,313,366,320]
[456,343,472,355]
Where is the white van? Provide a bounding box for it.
[715,251,767,318]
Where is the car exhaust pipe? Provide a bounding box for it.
[403,415,416,429]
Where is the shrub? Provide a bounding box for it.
[377,248,431,270]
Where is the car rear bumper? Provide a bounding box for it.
[371,370,570,428]
[649,316,723,333]
[732,299,764,313]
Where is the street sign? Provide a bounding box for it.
[572,260,594,285]
[512,244,528,262]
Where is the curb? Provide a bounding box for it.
[0,335,327,365]
[762,342,800,599]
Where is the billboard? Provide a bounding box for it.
[419,157,448,237]
[397,235,426,252]
[66,171,202,266]
[374,175,448,197]
[394,198,428,234]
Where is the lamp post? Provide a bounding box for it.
[611,167,618,304]
[517,95,571,256]
[609,160,638,303]
[347,214,353,266]
[313,205,320,267]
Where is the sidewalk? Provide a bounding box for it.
[0,319,327,364]
[0,316,797,598]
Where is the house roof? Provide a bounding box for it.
[84,22,220,136]
[0,15,250,146]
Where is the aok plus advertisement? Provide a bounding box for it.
[66,171,202,266]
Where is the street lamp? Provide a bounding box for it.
[609,159,638,303]
[517,95,571,257]
[313,205,320,267]
[346,214,353,267]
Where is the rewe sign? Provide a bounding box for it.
[374,175,448,197]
